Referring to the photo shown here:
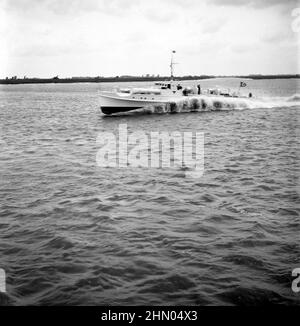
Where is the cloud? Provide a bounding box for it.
[260,28,297,47]
[231,42,259,53]
[201,17,227,34]
[209,0,297,9]
[1,0,141,16]
[261,32,287,44]
[144,8,175,23]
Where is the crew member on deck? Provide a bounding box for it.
[197,84,201,95]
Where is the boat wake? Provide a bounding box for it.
[117,93,300,116]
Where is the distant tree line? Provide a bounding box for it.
[0,74,299,85]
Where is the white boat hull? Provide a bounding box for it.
[99,89,251,115]
[99,91,181,115]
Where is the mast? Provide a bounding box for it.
[170,50,177,81]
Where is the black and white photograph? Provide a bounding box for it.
[0,0,299,312]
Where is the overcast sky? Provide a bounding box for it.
[0,0,299,78]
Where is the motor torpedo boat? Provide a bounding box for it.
[99,52,251,115]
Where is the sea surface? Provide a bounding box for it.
[0,78,299,305]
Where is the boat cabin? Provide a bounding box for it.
[154,82,172,89]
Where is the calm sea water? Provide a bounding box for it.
[0,78,299,305]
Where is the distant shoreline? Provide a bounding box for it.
[0,74,299,85]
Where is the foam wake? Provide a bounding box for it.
[286,94,300,102]
[139,94,300,114]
